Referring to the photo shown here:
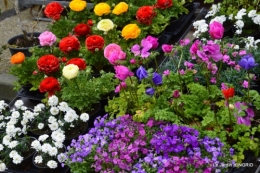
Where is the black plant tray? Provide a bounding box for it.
[3,166,70,173]
[164,2,200,35]
[17,88,45,102]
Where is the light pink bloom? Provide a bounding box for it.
[180,38,190,46]
[210,77,216,84]
[234,65,241,71]
[104,43,126,65]
[179,69,185,75]
[115,82,127,93]
[223,54,230,63]
[38,31,57,46]
[232,52,238,57]
[221,83,228,90]
[239,50,246,56]
[163,70,170,76]
[242,80,249,88]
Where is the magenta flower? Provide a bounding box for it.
[234,102,254,126]
[104,43,126,65]
[161,44,173,53]
[180,38,190,46]
[210,77,216,84]
[199,41,223,62]
[144,35,159,49]
[114,65,133,81]
[242,80,249,88]
[130,59,136,64]
[239,50,246,56]
[172,90,180,98]
[223,54,230,63]
[208,21,224,39]
[190,40,201,54]
[115,82,127,93]
[163,70,170,76]
[38,31,57,46]
[131,39,153,58]
[184,61,194,69]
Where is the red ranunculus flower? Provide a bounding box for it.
[44,2,64,20]
[222,87,235,100]
[66,58,87,70]
[37,54,60,74]
[136,6,156,25]
[39,77,61,97]
[155,0,173,9]
[87,19,94,26]
[74,23,91,37]
[85,35,105,53]
[59,36,80,54]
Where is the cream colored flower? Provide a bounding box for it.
[97,19,114,32]
[62,64,79,80]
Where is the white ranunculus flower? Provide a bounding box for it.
[38,123,44,129]
[41,143,52,153]
[48,95,59,106]
[47,160,58,169]
[97,19,115,32]
[62,64,79,80]
[49,122,59,131]
[58,102,70,112]
[50,107,59,115]
[80,113,89,122]
[11,111,20,119]
[48,116,57,124]
[8,141,18,149]
[48,147,58,156]
[9,150,18,158]
[23,110,34,120]
[31,140,41,150]
[0,162,6,171]
[34,155,43,164]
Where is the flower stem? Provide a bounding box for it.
[227,100,233,128]
[247,72,251,103]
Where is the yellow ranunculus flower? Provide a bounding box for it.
[121,24,141,40]
[97,19,114,32]
[62,64,79,80]
[112,2,128,15]
[69,0,87,12]
[94,3,111,16]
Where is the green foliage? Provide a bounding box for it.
[61,69,117,112]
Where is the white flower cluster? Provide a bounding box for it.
[243,36,260,49]
[0,100,9,129]
[31,134,63,169]
[210,15,226,24]
[205,3,221,18]
[193,19,209,38]
[9,150,24,164]
[248,10,260,25]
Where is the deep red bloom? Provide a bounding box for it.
[59,36,80,54]
[85,35,105,53]
[155,0,173,9]
[66,58,87,70]
[39,77,61,97]
[37,54,60,74]
[136,6,156,25]
[44,2,64,20]
[74,23,91,37]
[222,88,235,100]
[87,19,94,26]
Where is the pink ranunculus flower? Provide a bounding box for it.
[162,44,173,53]
[208,21,224,39]
[144,35,159,49]
[38,31,57,46]
[115,82,127,93]
[114,65,133,80]
[104,43,126,65]
[130,58,136,64]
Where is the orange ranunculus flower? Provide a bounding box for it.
[222,87,235,100]
[10,52,25,64]
[112,2,128,15]
[94,3,111,16]
[121,24,141,40]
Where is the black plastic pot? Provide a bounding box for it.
[7,32,41,57]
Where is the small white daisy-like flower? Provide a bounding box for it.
[34,155,43,164]
[54,141,63,148]
[51,129,65,142]
[0,162,6,171]
[48,116,57,124]
[41,143,52,153]
[23,110,34,120]
[48,147,58,156]
[2,135,11,145]
[8,141,18,149]
[49,122,59,131]
[48,95,59,107]
[11,111,20,119]
[12,154,24,164]
[21,118,29,126]
[253,15,260,25]
[50,107,59,115]
[9,150,18,158]
[14,100,24,109]
[248,10,257,18]
[20,106,28,111]
[80,113,89,122]
[38,123,44,129]
[38,134,49,142]
[58,102,70,112]
[31,140,41,151]
[0,144,4,151]
[233,45,239,49]
[47,160,58,169]
[235,20,244,28]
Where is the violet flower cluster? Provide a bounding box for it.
[59,115,233,173]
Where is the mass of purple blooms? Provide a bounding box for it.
[58,115,233,173]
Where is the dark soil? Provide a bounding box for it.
[13,36,40,48]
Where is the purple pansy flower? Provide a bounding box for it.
[136,66,148,80]
[238,54,258,70]
[146,88,155,96]
[152,73,162,85]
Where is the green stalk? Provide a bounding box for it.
[247,72,251,103]
[227,100,233,129]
